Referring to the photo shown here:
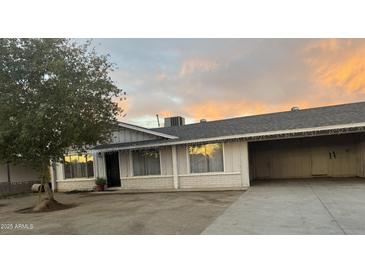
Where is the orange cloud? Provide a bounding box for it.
[179,58,218,77]
[304,39,343,53]
[305,39,365,95]
[159,110,173,117]
[184,99,313,121]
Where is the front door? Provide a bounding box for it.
[105,152,121,187]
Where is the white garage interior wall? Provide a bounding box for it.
[249,133,364,180]
[357,138,365,177]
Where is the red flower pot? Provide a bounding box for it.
[95,184,105,191]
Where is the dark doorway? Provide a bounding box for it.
[105,152,121,187]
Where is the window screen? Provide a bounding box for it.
[132,149,161,176]
[64,154,94,179]
[188,143,223,173]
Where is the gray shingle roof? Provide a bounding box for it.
[94,101,365,151]
[94,139,170,151]
[152,101,365,141]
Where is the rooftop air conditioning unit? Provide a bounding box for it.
[164,116,185,127]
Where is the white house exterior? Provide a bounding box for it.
[53,101,365,192]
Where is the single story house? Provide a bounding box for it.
[52,101,365,192]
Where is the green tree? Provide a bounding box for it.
[0,39,122,208]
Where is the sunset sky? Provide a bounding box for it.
[87,39,365,128]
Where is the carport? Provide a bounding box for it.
[248,132,365,181]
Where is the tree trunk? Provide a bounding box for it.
[43,180,54,200]
[33,161,66,212]
[40,162,54,200]
[6,161,11,194]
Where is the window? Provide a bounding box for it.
[132,149,161,176]
[64,154,94,179]
[189,143,224,173]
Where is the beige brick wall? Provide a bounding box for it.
[120,176,174,190]
[179,173,243,189]
[56,179,96,192]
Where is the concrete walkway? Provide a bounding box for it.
[203,179,365,234]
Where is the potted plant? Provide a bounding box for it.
[95,177,107,191]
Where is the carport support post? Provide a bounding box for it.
[49,160,56,192]
[240,142,250,187]
[172,145,179,189]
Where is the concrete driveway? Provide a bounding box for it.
[203,178,365,234]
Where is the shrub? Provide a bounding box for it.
[95,177,107,186]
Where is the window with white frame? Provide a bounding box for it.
[132,149,161,176]
[63,154,94,179]
[188,143,224,173]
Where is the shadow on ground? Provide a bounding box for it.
[15,203,78,214]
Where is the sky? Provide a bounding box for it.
[86,39,365,128]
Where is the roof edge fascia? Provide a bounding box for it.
[95,122,365,152]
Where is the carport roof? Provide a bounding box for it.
[94,101,365,151]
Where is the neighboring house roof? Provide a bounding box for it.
[94,101,365,152]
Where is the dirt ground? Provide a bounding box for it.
[0,190,242,235]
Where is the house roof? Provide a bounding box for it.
[117,121,178,139]
[152,101,365,140]
[94,101,365,151]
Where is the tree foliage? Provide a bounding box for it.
[0,38,122,174]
